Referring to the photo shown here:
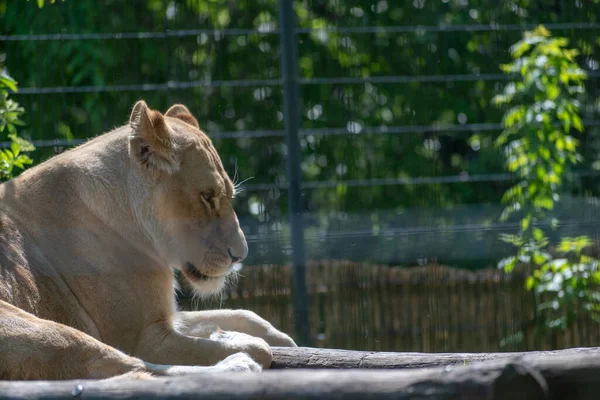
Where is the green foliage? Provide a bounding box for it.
[0,62,35,181]
[494,26,599,334]
[526,236,600,329]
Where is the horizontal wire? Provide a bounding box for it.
[295,22,600,34]
[14,79,283,95]
[13,71,600,95]
[301,71,600,85]
[0,28,274,41]
[299,74,506,85]
[2,22,598,42]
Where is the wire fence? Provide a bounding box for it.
[5,5,600,346]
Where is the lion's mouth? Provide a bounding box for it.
[184,262,219,281]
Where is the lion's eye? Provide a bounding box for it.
[200,193,213,209]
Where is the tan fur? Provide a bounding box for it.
[0,101,296,381]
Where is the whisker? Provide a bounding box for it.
[235,176,254,187]
[233,159,239,187]
[233,176,254,197]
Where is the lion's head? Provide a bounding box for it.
[127,100,247,296]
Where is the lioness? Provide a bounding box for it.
[0,100,296,380]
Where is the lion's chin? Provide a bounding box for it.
[188,276,227,298]
[181,262,228,298]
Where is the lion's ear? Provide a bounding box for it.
[129,100,180,174]
[165,104,200,129]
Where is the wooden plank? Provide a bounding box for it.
[2,350,600,399]
[270,345,600,369]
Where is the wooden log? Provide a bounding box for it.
[271,345,600,369]
[0,361,555,400]
[0,349,600,399]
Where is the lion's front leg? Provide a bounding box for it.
[175,309,297,347]
[135,320,273,369]
[0,301,263,380]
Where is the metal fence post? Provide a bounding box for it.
[277,0,311,347]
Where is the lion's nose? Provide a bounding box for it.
[228,225,248,263]
[227,248,244,263]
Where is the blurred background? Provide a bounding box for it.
[1,0,600,353]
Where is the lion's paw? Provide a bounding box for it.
[213,352,263,372]
[265,329,297,347]
[210,330,272,368]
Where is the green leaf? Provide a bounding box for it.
[16,155,33,165]
[533,251,549,266]
[10,141,19,158]
[521,214,531,231]
[498,256,518,273]
[0,73,18,93]
[546,84,560,100]
[526,276,536,291]
[216,8,231,27]
[511,41,531,58]
[2,149,14,160]
[572,115,583,132]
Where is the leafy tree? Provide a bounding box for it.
[494,25,600,335]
